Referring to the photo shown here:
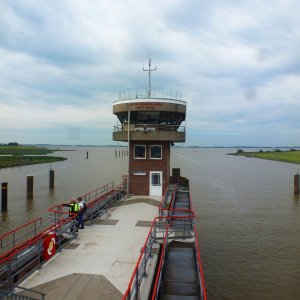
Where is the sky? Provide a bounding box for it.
[0,0,300,147]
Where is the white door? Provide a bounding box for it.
[149,171,162,196]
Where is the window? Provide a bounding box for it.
[150,145,162,159]
[134,145,146,159]
[151,173,161,186]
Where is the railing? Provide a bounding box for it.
[122,218,158,300]
[194,224,207,300]
[113,124,185,133]
[47,181,121,225]
[123,178,206,300]
[83,183,126,225]
[0,181,126,291]
[151,224,169,300]
[122,214,196,300]
[0,218,43,252]
[80,182,115,204]
[117,88,183,101]
[0,217,77,290]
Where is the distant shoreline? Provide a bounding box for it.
[229,149,300,164]
[0,145,67,169]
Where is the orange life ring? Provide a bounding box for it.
[43,233,57,260]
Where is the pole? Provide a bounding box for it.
[128,110,130,194]
[27,175,34,198]
[294,174,299,194]
[1,182,8,211]
[49,169,54,189]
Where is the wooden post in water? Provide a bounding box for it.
[294,174,299,194]
[27,175,34,198]
[86,151,89,159]
[1,182,8,212]
[49,169,54,189]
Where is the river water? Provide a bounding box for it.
[1,147,300,299]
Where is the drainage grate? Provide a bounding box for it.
[64,243,80,250]
[95,219,119,225]
[135,220,153,227]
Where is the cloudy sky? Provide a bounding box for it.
[1,0,300,147]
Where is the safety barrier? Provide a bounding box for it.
[123,180,206,300]
[122,214,196,300]
[48,182,126,226]
[0,217,77,290]
[0,180,127,292]
[194,224,207,300]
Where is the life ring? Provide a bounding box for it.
[43,233,57,260]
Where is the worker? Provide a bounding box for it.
[63,197,79,217]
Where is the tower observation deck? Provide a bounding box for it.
[113,88,186,142]
[112,58,186,196]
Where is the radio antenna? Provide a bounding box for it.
[143,56,156,98]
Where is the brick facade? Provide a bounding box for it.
[128,141,170,195]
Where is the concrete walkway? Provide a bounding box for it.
[20,197,160,300]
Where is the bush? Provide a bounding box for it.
[236,149,244,154]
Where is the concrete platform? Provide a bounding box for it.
[19,196,160,300]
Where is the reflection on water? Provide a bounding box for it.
[1,147,299,299]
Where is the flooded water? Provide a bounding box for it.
[1,146,300,299]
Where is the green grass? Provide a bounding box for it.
[0,145,67,168]
[230,149,300,164]
[0,145,53,155]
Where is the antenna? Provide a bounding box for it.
[143,56,156,98]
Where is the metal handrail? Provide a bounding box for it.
[123,214,196,300]
[117,88,183,101]
[151,224,169,300]
[194,224,207,300]
[113,124,185,133]
[0,218,43,251]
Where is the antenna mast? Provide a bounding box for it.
[143,56,156,98]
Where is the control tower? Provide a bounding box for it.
[113,58,186,196]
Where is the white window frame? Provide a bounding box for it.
[134,145,146,159]
[150,145,162,159]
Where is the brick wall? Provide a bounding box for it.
[128,141,170,195]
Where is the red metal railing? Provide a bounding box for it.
[194,224,207,300]
[122,214,197,300]
[122,218,157,300]
[151,224,169,300]
[0,218,42,252]
[0,217,71,264]
[0,180,126,290]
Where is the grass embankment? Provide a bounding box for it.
[231,149,300,164]
[0,145,66,168]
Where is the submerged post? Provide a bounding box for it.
[1,182,8,211]
[86,151,89,159]
[27,175,34,198]
[49,169,54,189]
[294,174,299,194]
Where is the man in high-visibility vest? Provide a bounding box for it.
[63,198,79,217]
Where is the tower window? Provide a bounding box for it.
[150,145,162,159]
[134,145,146,159]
